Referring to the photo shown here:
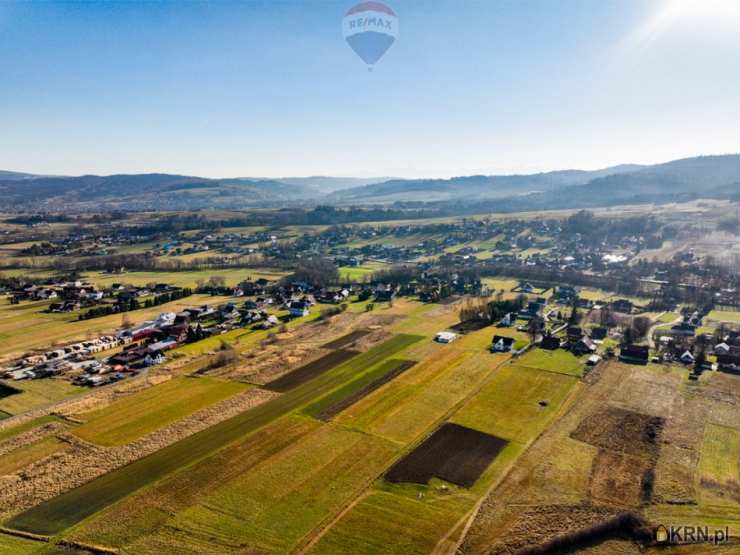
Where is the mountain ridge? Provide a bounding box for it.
[1,154,738,212]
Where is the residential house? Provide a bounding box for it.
[570,336,597,356]
[619,344,650,365]
[289,300,310,318]
[610,299,634,314]
[491,335,516,353]
[540,334,561,350]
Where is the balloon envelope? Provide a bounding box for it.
[342,1,398,67]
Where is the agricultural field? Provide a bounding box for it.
[72,376,249,446]
[82,268,287,289]
[460,361,740,554]
[707,309,740,325]
[0,293,228,359]
[0,379,83,416]
[514,348,585,377]
[0,205,737,555]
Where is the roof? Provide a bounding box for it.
[492,335,515,345]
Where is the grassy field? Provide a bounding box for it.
[451,364,578,443]
[336,349,497,444]
[72,377,249,446]
[0,437,65,476]
[338,261,388,281]
[7,334,423,535]
[302,358,415,419]
[68,415,322,550]
[0,415,62,442]
[697,423,740,506]
[160,422,397,553]
[0,293,227,358]
[0,379,83,416]
[514,348,584,377]
[82,269,286,289]
[312,354,578,553]
[0,534,41,555]
[707,310,740,324]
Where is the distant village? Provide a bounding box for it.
[2,264,738,391]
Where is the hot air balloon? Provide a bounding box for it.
[342,1,398,69]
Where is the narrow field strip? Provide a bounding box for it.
[322,330,370,350]
[263,350,359,392]
[72,376,249,447]
[6,334,423,536]
[305,359,416,421]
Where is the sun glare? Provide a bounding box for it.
[623,0,740,53]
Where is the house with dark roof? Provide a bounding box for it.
[540,334,561,350]
[491,335,516,353]
[619,344,650,365]
[570,336,597,356]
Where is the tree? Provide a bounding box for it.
[631,316,651,340]
[289,257,339,289]
[621,326,633,346]
[528,317,544,343]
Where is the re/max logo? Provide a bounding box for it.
[347,17,393,31]
[657,525,731,545]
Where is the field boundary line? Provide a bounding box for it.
[443,378,586,555]
[297,353,515,554]
[0,526,49,543]
[508,362,583,378]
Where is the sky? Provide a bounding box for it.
[1,0,739,178]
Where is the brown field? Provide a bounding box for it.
[322,329,370,350]
[385,423,508,488]
[262,349,359,392]
[459,361,740,554]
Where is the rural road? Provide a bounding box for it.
[647,312,681,349]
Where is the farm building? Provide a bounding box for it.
[434,331,458,344]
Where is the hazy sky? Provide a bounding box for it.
[1,0,739,178]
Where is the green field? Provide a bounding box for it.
[73,377,249,446]
[0,534,41,555]
[159,422,397,553]
[312,355,577,553]
[514,348,584,377]
[302,358,414,419]
[0,437,65,476]
[7,334,423,535]
[338,262,388,281]
[697,423,740,506]
[309,485,475,555]
[451,364,578,443]
[0,380,83,416]
[707,310,740,324]
[0,415,63,443]
[69,416,322,550]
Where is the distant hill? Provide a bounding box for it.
[0,170,41,180]
[267,176,392,193]
[1,155,737,212]
[328,165,646,204]
[0,173,316,211]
